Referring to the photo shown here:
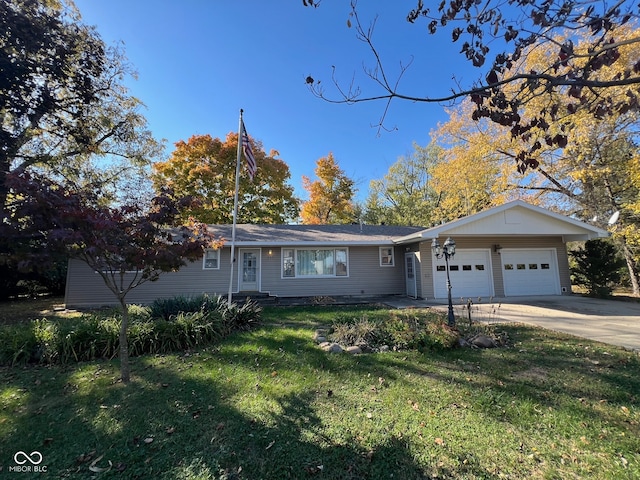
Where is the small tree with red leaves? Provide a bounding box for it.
[4,172,219,382]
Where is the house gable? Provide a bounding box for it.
[396,200,609,243]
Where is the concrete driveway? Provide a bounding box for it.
[384,295,640,352]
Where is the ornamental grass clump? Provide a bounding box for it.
[329,310,459,352]
[0,295,262,366]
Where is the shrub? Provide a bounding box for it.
[220,298,263,334]
[149,294,229,320]
[0,323,38,365]
[570,240,625,297]
[329,316,380,347]
[329,310,459,352]
[0,294,263,366]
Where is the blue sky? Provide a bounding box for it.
[73,1,480,202]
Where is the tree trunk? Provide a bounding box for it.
[619,241,640,296]
[118,297,131,383]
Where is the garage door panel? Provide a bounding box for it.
[434,250,493,299]
[502,249,560,296]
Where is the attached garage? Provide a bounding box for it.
[501,249,560,296]
[395,200,610,300]
[433,249,494,299]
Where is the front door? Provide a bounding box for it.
[239,249,260,292]
[405,253,417,298]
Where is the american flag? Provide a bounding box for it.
[241,120,257,181]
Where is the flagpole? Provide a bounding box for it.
[228,109,243,304]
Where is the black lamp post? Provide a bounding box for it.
[431,237,456,327]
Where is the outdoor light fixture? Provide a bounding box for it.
[493,244,502,254]
[431,237,456,327]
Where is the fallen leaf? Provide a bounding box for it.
[265,440,275,450]
[166,427,175,434]
[89,454,112,473]
[621,406,630,415]
[435,437,445,446]
[271,371,278,377]
[143,437,154,444]
[76,451,96,463]
[366,412,373,419]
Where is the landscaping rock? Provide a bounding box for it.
[357,344,374,354]
[470,334,497,348]
[315,336,327,344]
[378,345,390,352]
[345,346,362,355]
[318,341,331,349]
[314,329,328,341]
[321,343,343,354]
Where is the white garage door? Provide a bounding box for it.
[434,249,493,299]
[501,249,560,296]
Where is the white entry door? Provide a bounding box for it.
[405,253,417,298]
[239,249,260,292]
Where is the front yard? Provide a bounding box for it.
[0,303,638,478]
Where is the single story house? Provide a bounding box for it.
[64,200,609,308]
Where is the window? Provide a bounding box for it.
[203,249,220,269]
[379,247,395,266]
[504,264,514,270]
[282,248,348,278]
[541,263,550,270]
[517,264,526,270]
[462,265,472,271]
[475,265,485,271]
[283,249,295,277]
[529,263,538,269]
[450,265,459,271]
[436,265,446,272]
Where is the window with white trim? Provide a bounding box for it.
[282,248,348,277]
[283,249,295,277]
[203,249,220,269]
[379,247,395,266]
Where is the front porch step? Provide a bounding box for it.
[231,292,279,306]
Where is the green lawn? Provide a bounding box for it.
[1,304,639,479]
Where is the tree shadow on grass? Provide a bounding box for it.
[0,349,448,479]
[1,320,638,478]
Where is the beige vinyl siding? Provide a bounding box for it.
[65,249,235,308]
[261,246,406,297]
[65,245,409,307]
[417,236,570,299]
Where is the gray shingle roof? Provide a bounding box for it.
[206,224,425,245]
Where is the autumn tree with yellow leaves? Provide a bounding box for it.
[300,153,357,224]
[152,134,299,224]
[433,26,640,294]
[304,1,640,175]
